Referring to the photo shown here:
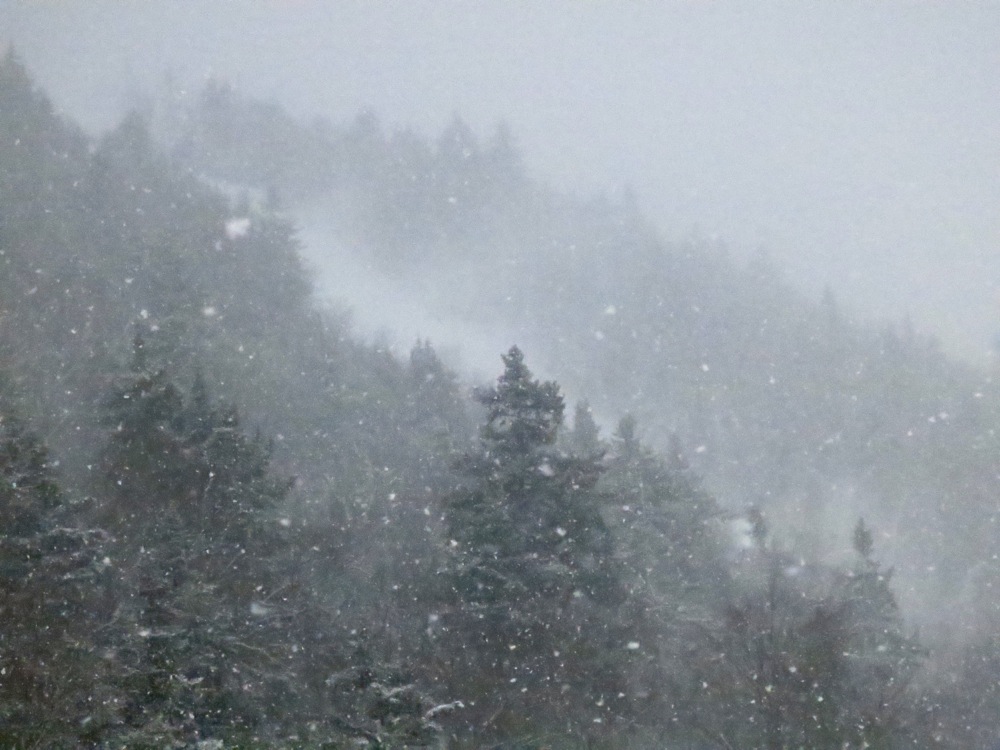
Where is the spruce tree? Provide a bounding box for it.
[0,382,107,746]
[602,416,728,741]
[95,341,294,745]
[837,518,923,747]
[439,346,616,741]
[711,516,921,750]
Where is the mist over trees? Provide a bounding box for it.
[1,50,999,748]
[154,74,1000,621]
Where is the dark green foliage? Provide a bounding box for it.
[0,380,107,747]
[564,400,602,459]
[599,417,729,740]
[95,343,295,745]
[438,347,621,743]
[448,347,611,593]
[0,58,471,744]
[704,519,922,750]
[99,337,289,551]
[319,661,442,749]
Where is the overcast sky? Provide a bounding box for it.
[4,1,999,360]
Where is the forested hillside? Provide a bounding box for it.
[1,51,998,747]
[155,78,1000,621]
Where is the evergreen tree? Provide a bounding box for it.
[0,380,107,746]
[438,347,617,742]
[565,399,603,459]
[837,518,923,747]
[602,416,728,742]
[709,517,921,750]
[95,340,295,745]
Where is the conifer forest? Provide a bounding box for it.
[1,5,1000,748]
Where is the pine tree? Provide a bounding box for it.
[837,518,923,747]
[565,399,603,459]
[0,382,107,746]
[95,341,294,745]
[439,347,617,742]
[602,416,728,740]
[710,516,922,749]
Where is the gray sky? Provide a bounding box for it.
[4,1,999,360]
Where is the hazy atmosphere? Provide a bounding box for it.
[6,1,1000,360]
[2,3,1000,748]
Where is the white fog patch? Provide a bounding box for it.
[225,217,251,240]
[294,215,545,381]
[728,518,755,551]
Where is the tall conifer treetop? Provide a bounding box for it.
[477,345,563,453]
[439,347,621,742]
